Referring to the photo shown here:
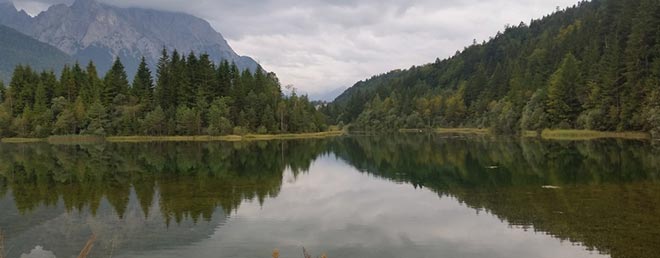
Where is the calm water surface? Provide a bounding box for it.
[0,135,659,258]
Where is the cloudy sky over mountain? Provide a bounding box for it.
[12,0,579,100]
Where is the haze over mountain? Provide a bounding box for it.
[0,0,259,77]
[0,24,71,83]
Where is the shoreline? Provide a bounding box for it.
[533,129,651,141]
[0,129,653,144]
[404,127,652,141]
[0,131,345,144]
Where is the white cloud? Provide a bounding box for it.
[11,0,581,100]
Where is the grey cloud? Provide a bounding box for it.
[12,0,580,100]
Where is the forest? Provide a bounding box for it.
[322,0,660,137]
[0,50,327,138]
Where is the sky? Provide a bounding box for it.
[12,0,580,101]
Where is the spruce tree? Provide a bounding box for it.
[86,61,103,104]
[132,57,154,105]
[546,53,582,127]
[103,58,130,105]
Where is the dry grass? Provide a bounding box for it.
[0,229,4,258]
[77,234,97,258]
[107,131,344,143]
[522,130,540,138]
[0,137,45,143]
[540,129,651,141]
[47,135,106,145]
[435,128,490,135]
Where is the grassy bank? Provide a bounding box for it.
[400,128,491,134]
[1,138,45,143]
[435,128,490,135]
[106,131,344,143]
[0,131,344,144]
[532,129,651,140]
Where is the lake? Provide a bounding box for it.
[0,134,658,258]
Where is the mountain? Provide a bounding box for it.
[324,0,660,136]
[0,24,71,83]
[0,0,259,77]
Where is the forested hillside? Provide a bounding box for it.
[323,0,660,137]
[0,50,326,138]
[0,25,71,84]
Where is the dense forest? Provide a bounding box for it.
[322,0,660,137]
[0,50,327,138]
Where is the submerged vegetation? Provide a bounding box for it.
[0,50,327,139]
[323,0,660,138]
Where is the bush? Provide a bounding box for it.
[257,125,268,134]
[233,126,249,135]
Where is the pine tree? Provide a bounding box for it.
[546,53,582,127]
[33,81,48,113]
[216,60,231,98]
[86,61,103,104]
[132,57,154,105]
[103,58,130,105]
[72,63,88,105]
[155,49,172,110]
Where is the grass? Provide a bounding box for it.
[104,131,344,143]
[47,135,105,144]
[522,130,540,137]
[0,137,45,143]
[538,129,650,140]
[0,131,344,144]
[435,128,490,135]
[399,128,490,134]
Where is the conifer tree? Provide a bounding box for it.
[546,53,582,127]
[103,58,130,105]
[132,57,154,105]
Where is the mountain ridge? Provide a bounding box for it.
[0,0,259,77]
[0,24,72,83]
[323,0,660,136]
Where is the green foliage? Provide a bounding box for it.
[0,50,327,138]
[325,0,660,135]
[546,54,582,127]
[141,106,166,135]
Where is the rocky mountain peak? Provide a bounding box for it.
[0,0,259,76]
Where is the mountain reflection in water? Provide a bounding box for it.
[0,135,658,258]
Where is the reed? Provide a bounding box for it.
[0,229,4,258]
[77,234,97,258]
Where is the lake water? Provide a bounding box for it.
[0,134,658,258]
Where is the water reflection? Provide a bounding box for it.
[0,135,658,258]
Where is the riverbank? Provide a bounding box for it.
[399,128,490,134]
[403,127,652,141]
[0,131,345,144]
[531,129,651,141]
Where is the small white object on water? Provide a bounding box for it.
[486,166,499,169]
[542,185,561,189]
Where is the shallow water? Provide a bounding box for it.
[0,134,658,258]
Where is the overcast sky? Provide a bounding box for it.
[12,0,580,100]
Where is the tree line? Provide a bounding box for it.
[322,0,660,137]
[0,50,327,137]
